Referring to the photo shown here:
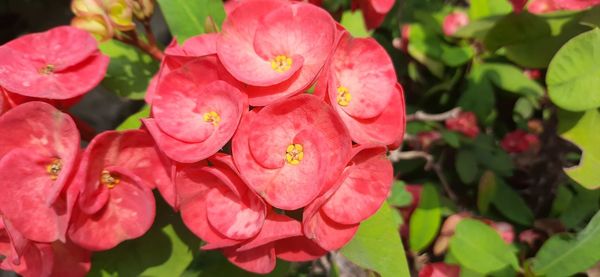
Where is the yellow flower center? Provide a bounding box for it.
[285,143,304,165]
[271,55,293,73]
[46,159,62,181]
[336,86,351,106]
[39,64,55,75]
[203,111,221,126]
[101,170,120,189]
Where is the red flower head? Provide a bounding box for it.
[442,11,469,37]
[217,0,338,106]
[500,130,540,153]
[317,32,405,147]
[303,145,393,250]
[176,154,266,249]
[0,26,109,105]
[353,0,395,29]
[68,130,169,251]
[145,33,218,105]
[445,111,479,138]
[143,57,248,163]
[0,217,91,277]
[528,0,561,13]
[0,102,80,243]
[419,262,461,277]
[510,0,529,13]
[232,94,352,210]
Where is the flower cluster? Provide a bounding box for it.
[142,0,405,272]
[445,111,479,138]
[0,0,405,275]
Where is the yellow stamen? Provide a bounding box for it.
[46,159,62,181]
[100,170,120,189]
[39,64,55,75]
[203,111,221,126]
[285,143,304,165]
[271,55,293,73]
[336,86,351,106]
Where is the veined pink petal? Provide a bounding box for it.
[304,210,359,251]
[223,243,276,274]
[275,236,328,262]
[321,146,393,224]
[49,240,91,277]
[328,32,396,119]
[236,212,302,251]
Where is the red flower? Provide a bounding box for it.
[143,57,247,163]
[524,68,542,80]
[217,0,337,106]
[509,0,529,13]
[416,131,442,150]
[490,221,515,244]
[0,26,109,104]
[500,130,540,153]
[526,0,600,13]
[303,145,393,250]
[0,102,80,243]
[68,130,168,251]
[419,262,460,277]
[442,11,469,37]
[555,0,600,10]
[317,32,405,146]
[176,154,266,249]
[232,94,352,210]
[353,0,395,29]
[145,34,218,105]
[445,111,479,138]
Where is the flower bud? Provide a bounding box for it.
[131,0,154,21]
[105,0,135,31]
[71,0,105,16]
[71,14,114,42]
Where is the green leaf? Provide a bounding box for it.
[453,16,502,39]
[156,0,226,43]
[440,45,474,67]
[449,219,520,275]
[458,65,496,121]
[340,10,370,38]
[547,29,600,111]
[580,5,600,28]
[558,108,600,189]
[482,63,544,98]
[441,130,461,148]
[99,40,159,99]
[469,0,512,20]
[492,179,534,226]
[559,186,600,228]
[116,105,150,131]
[340,202,410,277]
[456,149,479,184]
[89,195,200,276]
[532,210,600,277]
[477,170,497,213]
[388,180,413,207]
[550,185,573,217]
[471,135,514,177]
[484,12,589,68]
[409,183,441,252]
[407,24,445,78]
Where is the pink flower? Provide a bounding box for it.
[217,0,337,106]
[303,145,393,250]
[145,34,218,105]
[442,12,469,36]
[317,32,405,146]
[445,111,479,138]
[510,0,529,13]
[490,221,515,244]
[353,0,395,29]
[176,154,266,250]
[232,94,352,210]
[527,0,560,13]
[524,68,542,80]
[68,130,169,251]
[500,130,540,153]
[0,102,80,243]
[419,262,460,277]
[555,0,600,10]
[0,26,109,103]
[143,57,248,163]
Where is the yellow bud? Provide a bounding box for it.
[71,14,114,42]
[105,0,135,31]
[71,0,105,16]
[131,0,154,21]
